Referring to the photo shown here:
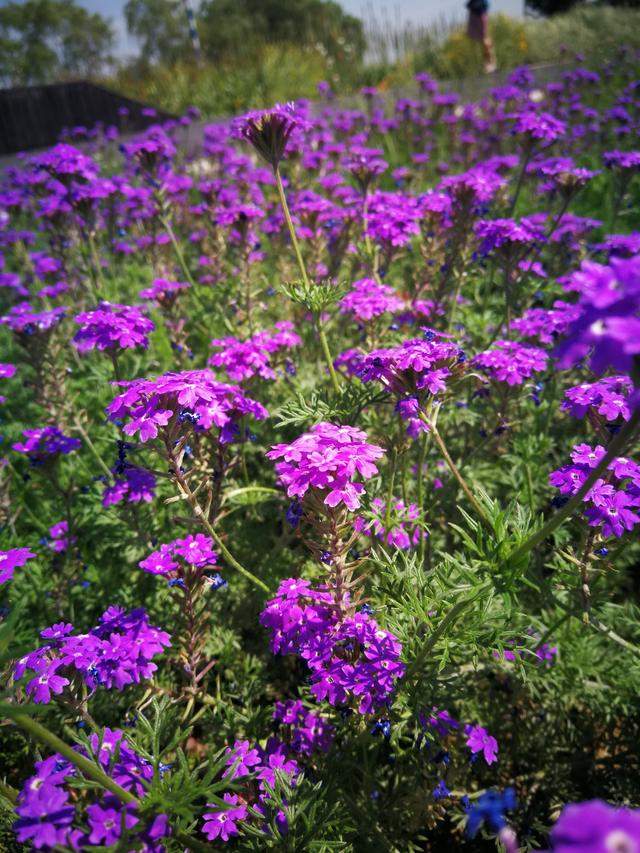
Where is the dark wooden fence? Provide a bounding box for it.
[0,81,175,156]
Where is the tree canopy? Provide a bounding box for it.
[0,0,114,86]
[123,0,366,70]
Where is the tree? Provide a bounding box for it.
[122,0,366,69]
[199,0,366,64]
[124,0,191,68]
[0,0,114,86]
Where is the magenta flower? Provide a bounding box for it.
[473,340,548,386]
[0,547,36,584]
[339,278,404,322]
[73,302,154,353]
[550,800,640,851]
[12,427,81,463]
[354,497,424,550]
[209,322,300,383]
[267,422,384,511]
[202,794,249,842]
[555,254,640,376]
[465,724,499,765]
[106,369,268,443]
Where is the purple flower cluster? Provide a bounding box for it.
[48,520,75,553]
[512,108,566,144]
[260,578,405,714]
[12,427,81,463]
[73,303,154,353]
[106,369,268,443]
[15,607,171,703]
[209,322,301,382]
[202,738,300,842]
[354,497,424,550]
[475,218,540,256]
[339,278,405,322]
[555,254,640,375]
[267,422,384,511]
[102,466,156,507]
[14,728,169,850]
[510,300,581,344]
[473,340,548,386]
[272,699,335,756]
[139,533,218,576]
[549,443,640,538]
[1,302,65,335]
[0,547,36,585]
[421,708,498,765]
[139,277,189,305]
[562,376,633,423]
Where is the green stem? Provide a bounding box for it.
[87,232,106,292]
[509,408,640,565]
[73,418,114,481]
[416,432,429,566]
[7,712,138,804]
[274,166,341,395]
[159,215,198,290]
[274,167,311,289]
[317,320,341,395]
[166,442,269,593]
[384,448,398,530]
[419,411,491,529]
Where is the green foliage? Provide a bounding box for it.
[0,0,114,86]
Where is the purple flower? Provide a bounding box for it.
[1,302,65,335]
[102,467,156,507]
[73,302,154,353]
[473,341,548,386]
[107,369,268,443]
[339,279,404,322]
[272,699,334,756]
[549,800,640,852]
[261,580,404,714]
[0,547,36,584]
[202,793,249,842]
[512,108,566,144]
[562,376,632,422]
[464,724,499,765]
[267,423,385,512]
[555,254,640,376]
[233,102,309,169]
[549,444,640,538]
[16,609,171,702]
[354,497,424,550]
[209,322,300,382]
[12,427,80,463]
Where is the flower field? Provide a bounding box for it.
[0,56,639,851]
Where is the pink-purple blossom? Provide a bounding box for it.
[267,422,384,511]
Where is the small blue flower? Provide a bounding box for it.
[432,780,450,801]
[466,788,516,838]
[371,719,391,739]
[285,499,303,528]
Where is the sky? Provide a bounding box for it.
[80,0,525,58]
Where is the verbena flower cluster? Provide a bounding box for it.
[15,608,171,702]
[261,579,405,713]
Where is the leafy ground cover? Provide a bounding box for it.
[0,54,639,851]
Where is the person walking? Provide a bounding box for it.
[466,0,497,74]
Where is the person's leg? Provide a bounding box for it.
[480,14,497,73]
